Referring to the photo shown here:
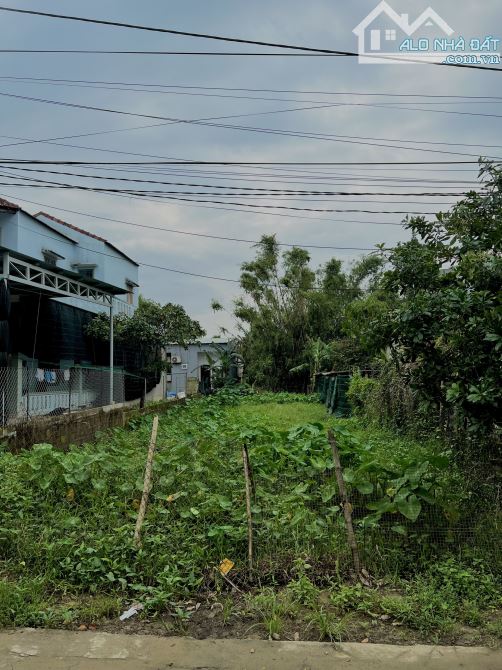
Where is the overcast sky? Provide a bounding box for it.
[0,0,500,336]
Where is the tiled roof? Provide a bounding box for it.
[35,211,107,243]
[0,197,20,211]
[35,211,139,267]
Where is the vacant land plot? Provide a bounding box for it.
[0,388,500,645]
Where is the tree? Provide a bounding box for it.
[231,235,383,390]
[365,162,502,448]
[86,297,205,374]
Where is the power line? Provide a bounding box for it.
[2,76,501,101]
[0,128,486,178]
[11,216,384,290]
[3,91,502,151]
[1,192,409,230]
[0,50,352,56]
[3,74,502,109]
[0,159,485,166]
[1,165,472,196]
[1,155,477,189]
[1,193,382,250]
[2,90,502,159]
[0,178,443,213]
[0,5,500,71]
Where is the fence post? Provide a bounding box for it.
[327,429,362,578]
[109,302,114,405]
[140,377,146,409]
[68,368,72,415]
[133,415,159,549]
[242,444,254,572]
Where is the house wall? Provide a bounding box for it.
[0,210,139,315]
[164,342,228,395]
[35,213,139,310]
[0,210,77,267]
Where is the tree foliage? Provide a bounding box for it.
[232,235,382,390]
[364,162,502,444]
[86,297,205,372]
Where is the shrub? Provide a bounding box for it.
[346,370,379,419]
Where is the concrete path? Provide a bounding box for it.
[0,629,500,669]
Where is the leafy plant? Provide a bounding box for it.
[363,162,502,450]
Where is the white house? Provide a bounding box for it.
[164,341,239,396]
[0,197,139,420]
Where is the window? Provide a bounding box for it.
[43,252,57,266]
[73,263,96,280]
[42,249,63,266]
[126,281,134,305]
[385,29,397,41]
[77,267,94,279]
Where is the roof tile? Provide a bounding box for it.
[0,197,20,211]
[35,211,107,243]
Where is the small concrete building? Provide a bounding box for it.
[164,341,230,396]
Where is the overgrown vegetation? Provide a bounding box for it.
[222,162,501,460]
[213,237,381,391]
[0,391,500,642]
[345,162,502,457]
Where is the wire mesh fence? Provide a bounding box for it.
[186,419,502,588]
[0,365,145,426]
[236,441,502,585]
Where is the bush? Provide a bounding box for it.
[346,370,379,419]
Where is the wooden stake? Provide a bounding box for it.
[215,568,243,594]
[133,415,159,549]
[242,444,253,572]
[327,428,361,577]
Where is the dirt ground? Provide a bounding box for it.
[82,593,502,648]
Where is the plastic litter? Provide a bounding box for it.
[119,603,144,621]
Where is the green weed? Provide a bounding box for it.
[247,588,288,637]
[0,389,500,640]
[306,607,349,641]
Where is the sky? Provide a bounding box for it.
[0,0,500,336]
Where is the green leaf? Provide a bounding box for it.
[310,456,328,470]
[215,496,232,510]
[366,499,396,514]
[397,494,422,521]
[394,486,411,503]
[415,487,436,504]
[429,454,450,469]
[391,524,407,536]
[355,480,374,495]
[320,483,338,503]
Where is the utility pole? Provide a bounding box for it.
[109,300,114,405]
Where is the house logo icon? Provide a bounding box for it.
[353,1,454,64]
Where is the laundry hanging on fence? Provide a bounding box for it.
[44,370,56,384]
[35,368,44,382]
[63,369,70,381]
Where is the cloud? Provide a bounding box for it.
[0,0,498,334]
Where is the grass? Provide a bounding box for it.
[229,400,328,431]
[0,386,500,643]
